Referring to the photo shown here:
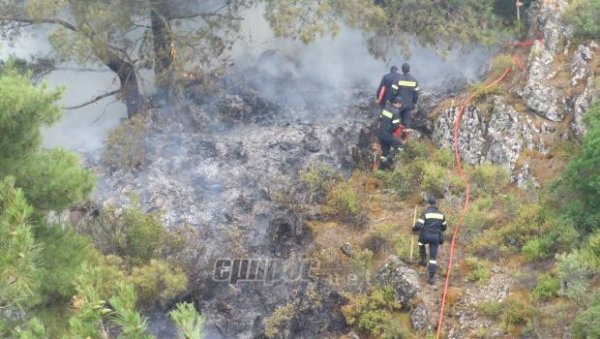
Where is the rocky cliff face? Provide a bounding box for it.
[429,0,599,186]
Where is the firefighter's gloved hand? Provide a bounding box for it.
[412,225,421,233]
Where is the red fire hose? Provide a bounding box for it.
[435,38,540,338]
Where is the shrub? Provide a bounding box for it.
[557,251,591,304]
[477,301,504,319]
[420,162,446,196]
[532,273,560,302]
[300,163,341,204]
[86,199,189,264]
[14,149,95,213]
[565,0,600,40]
[469,82,501,102]
[462,196,494,240]
[341,287,406,338]
[102,116,147,170]
[469,162,510,195]
[170,302,205,339]
[501,298,534,332]
[326,180,360,217]
[572,292,600,339]
[432,148,455,169]
[465,257,491,285]
[128,259,188,308]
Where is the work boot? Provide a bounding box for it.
[427,274,435,285]
[419,258,427,267]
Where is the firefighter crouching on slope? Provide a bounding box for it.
[378,96,405,170]
[375,66,401,108]
[389,63,420,138]
[412,196,448,285]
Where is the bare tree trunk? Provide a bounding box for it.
[105,58,144,119]
[150,0,174,92]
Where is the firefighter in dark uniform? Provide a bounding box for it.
[378,97,404,170]
[389,63,419,130]
[375,66,401,108]
[412,196,447,285]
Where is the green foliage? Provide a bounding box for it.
[341,286,405,338]
[565,0,600,40]
[170,302,205,339]
[431,148,455,169]
[0,178,40,309]
[326,179,360,217]
[465,256,491,285]
[0,71,93,213]
[469,83,502,102]
[490,54,515,76]
[300,163,341,204]
[0,72,62,167]
[523,216,578,261]
[35,226,93,304]
[265,0,511,57]
[462,196,494,241]
[12,317,46,339]
[102,116,147,170]
[109,283,150,339]
[557,251,591,304]
[532,273,560,302]
[420,162,446,197]
[91,199,180,263]
[572,292,600,339]
[562,100,600,231]
[129,259,188,308]
[477,300,504,319]
[501,298,534,332]
[14,149,95,212]
[469,162,510,195]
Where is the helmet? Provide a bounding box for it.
[427,195,436,205]
[402,63,410,73]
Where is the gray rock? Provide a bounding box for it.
[340,242,355,258]
[432,106,486,165]
[378,255,421,308]
[410,303,430,331]
[572,75,600,140]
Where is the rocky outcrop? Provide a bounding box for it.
[432,97,545,183]
[570,42,600,139]
[378,256,421,308]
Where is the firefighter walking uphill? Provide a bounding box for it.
[377,97,405,170]
[412,196,448,285]
[389,63,419,130]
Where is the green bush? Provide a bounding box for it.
[129,259,188,308]
[572,292,600,339]
[420,162,446,196]
[557,251,591,304]
[431,148,455,169]
[532,273,560,302]
[490,54,514,76]
[469,162,510,195]
[477,301,504,319]
[566,0,600,40]
[341,286,407,338]
[35,226,94,304]
[170,302,205,339]
[465,257,491,285]
[326,180,360,217]
[463,196,494,239]
[501,298,533,332]
[300,163,341,203]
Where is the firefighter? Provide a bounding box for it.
[389,63,419,130]
[378,97,404,170]
[375,66,401,108]
[412,195,447,285]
